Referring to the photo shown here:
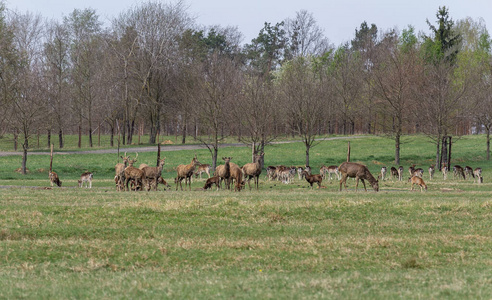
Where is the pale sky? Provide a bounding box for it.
[6,0,492,46]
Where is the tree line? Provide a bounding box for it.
[1,2,491,173]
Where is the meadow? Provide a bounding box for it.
[0,134,491,298]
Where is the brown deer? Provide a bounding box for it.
[428,165,435,180]
[453,165,466,180]
[339,162,379,192]
[214,157,234,189]
[124,153,144,191]
[302,170,323,189]
[194,164,211,180]
[242,152,264,190]
[141,158,166,191]
[464,166,474,180]
[266,166,277,181]
[175,155,201,190]
[408,176,427,192]
[115,152,130,191]
[230,164,244,192]
[390,167,399,180]
[78,172,93,188]
[157,177,171,189]
[408,164,416,176]
[49,171,62,187]
[203,176,221,190]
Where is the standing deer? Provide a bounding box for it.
[398,166,404,181]
[194,164,211,180]
[428,165,435,180]
[78,172,93,188]
[175,155,201,190]
[408,176,427,192]
[141,158,166,191]
[390,167,399,180]
[380,167,387,181]
[339,162,379,192]
[302,170,324,189]
[453,165,466,180]
[214,157,232,189]
[442,164,448,180]
[115,152,130,191]
[124,153,144,191]
[464,166,474,180]
[474,168,483,183]
[242,152,264,190]
[322,165,340,181]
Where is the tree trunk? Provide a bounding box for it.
[89,126,93,148]
[305,144,310,167]
[78,125,82,148]
[59,129,63,149]
[22,136,28,175]
[487,129,490,161]
[395,133,400,165]
[182,122,187,144]
[14,131,18,151]
[47,129,51,148]
[110,125,114,147]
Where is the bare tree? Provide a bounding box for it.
[372,28,420,164]
[8,10,47,174]
[278,56,326,166]
[284,10,331,58]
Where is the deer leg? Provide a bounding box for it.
[361,179,367,191]
[339,174,348,191]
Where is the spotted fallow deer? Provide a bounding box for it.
[78,172,93,188]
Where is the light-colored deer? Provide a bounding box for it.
[442,164,448,180]
[194,164,211,180]
[428,165,435,180]
[464,166,474,180]
[78,172,93,188]
[398,166,404,181]
[242,152,264,190]
[380,167,387,181]
[175,155,201,190]
[474,168,483,183]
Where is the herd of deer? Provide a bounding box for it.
[48,150,483,193]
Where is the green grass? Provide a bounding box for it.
[1,135,492,298]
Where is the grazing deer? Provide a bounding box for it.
[242,152,264,190]
[124,153,144,191]
[157,177,171,190]
[339,162,379,192]
[464,166,474,180]
[194,164,211,180]
[78,172,93,188]
[230,163,244,192]
[176,155,201,191]
[141,158,166,191]
[390,167,399,180]
[408,176,427,192]
[413,168,424,178]
[474,168,483,183]
[203,176,221,190]
[115,152,130,191]
[398,166,404,181]
[302,170,323,189]
[266,166,277,181]
[428,165,435,180]
[380,167,387,181]
[49,171,62,187]
[453,165,466,180]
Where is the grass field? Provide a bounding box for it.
[1,135,491,298]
